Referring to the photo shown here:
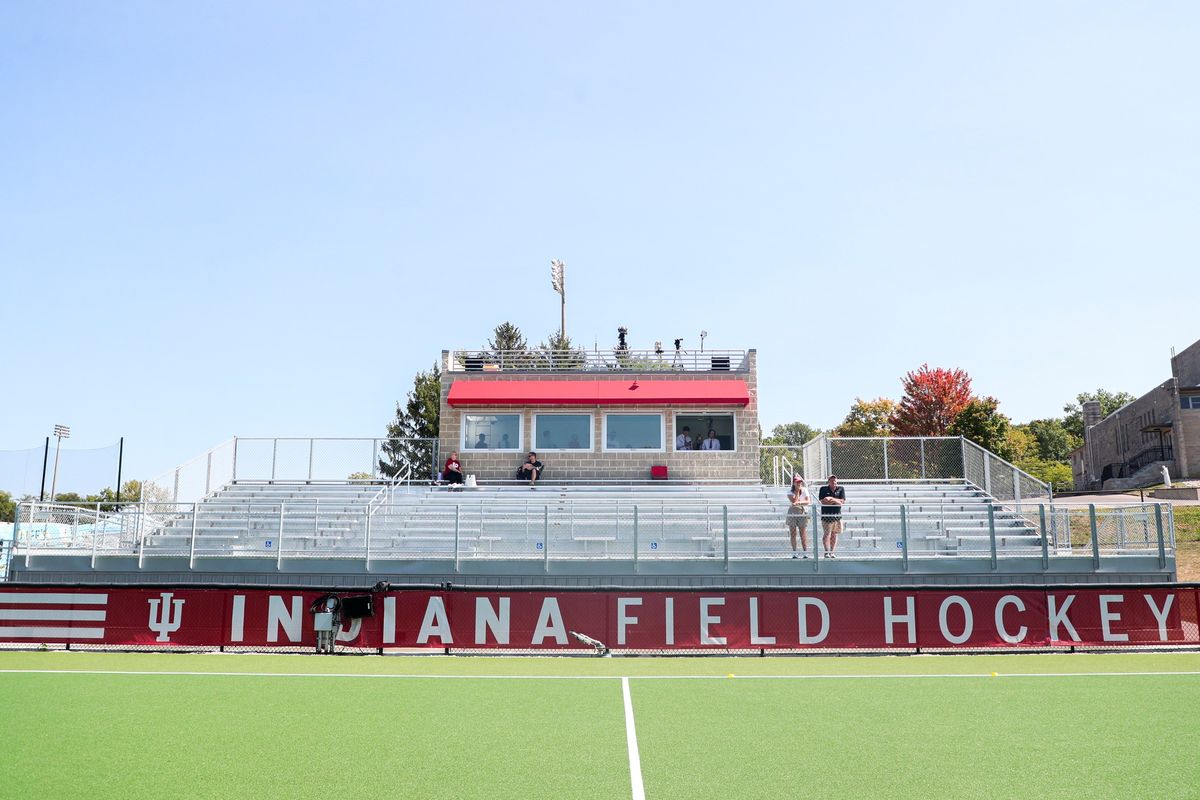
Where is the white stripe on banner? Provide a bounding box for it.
[0,593,108,605]
[0,609,107,622]
[0,627,106,639]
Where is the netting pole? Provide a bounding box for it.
[920,439,927,479]
[454,504,460,573]
[1089,504,1100,570]
[988,503,997,571]
[205,451,212,496]
[307,438,315,482]
[271,440,278,481]
[39,437,48,501]
[543,505,549,573]
[899,504,909,572]
[116,438,124,502]
[882,442,889,481]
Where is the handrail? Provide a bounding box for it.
[447,348,749,373]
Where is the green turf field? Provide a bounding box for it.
[2,651,1198,799]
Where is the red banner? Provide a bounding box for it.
[1,586,1197,650]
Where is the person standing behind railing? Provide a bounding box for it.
[787,475,810,558]
[819,475,846,558]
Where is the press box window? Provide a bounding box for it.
[674,414,736,451]
[534,414,592,450]
[604,414,663,451]
[461,414,522,451]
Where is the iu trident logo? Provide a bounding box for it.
[148,592,185,642]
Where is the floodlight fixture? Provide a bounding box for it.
[49,424,71,502]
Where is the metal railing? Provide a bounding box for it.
[447,348,748,373]
[1127,445,1174,474]
[801,435,1051,505]
[143,437,440,504]
[759,445,803,486]
[11,497,1174,570]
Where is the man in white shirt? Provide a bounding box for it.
[675,426,692,451]
[700,430,721,450]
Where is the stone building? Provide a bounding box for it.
[1071,337,1200,489]
[437,347,759,482]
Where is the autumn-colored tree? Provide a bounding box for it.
[890,365,974,436]
[834,397,896,437]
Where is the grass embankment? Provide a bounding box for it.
[1171,506,1200,581]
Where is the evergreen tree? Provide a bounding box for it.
[380,363,442,479]
[487,322,527,353]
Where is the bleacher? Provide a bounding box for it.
[137,479,1044,560]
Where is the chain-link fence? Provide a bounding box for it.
[799,436,1051,505]
[142,438,440,504]
[12,496,1175,570]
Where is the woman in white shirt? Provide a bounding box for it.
[786,475,811,558]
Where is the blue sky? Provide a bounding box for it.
[2,2,1197,488]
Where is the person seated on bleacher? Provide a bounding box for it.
[516,451,544,488]
[443,452,465,490]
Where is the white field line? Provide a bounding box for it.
[0,670,1198,680]
[621,676,646,800]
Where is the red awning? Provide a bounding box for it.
[447,379,750,407]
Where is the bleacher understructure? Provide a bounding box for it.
[8,447,1177,587]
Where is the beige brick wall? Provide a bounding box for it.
[438,350,760,482]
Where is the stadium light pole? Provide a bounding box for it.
[50,424,70,502]
[550,259,566,343]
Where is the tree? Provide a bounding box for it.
[947,397,1011,458]
[380,363,442,480]
[760,422,819,482]
[537,329,586,368]
[833,398,896,437]
[1062,389,1136,440]
[0,490,14,523]
[1003,424,1037,463]
[1015,458,1075,491]
[763,421,821,447]
[891,365,974,436]
[1026,418,1082,462]
[487,321,527,353]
